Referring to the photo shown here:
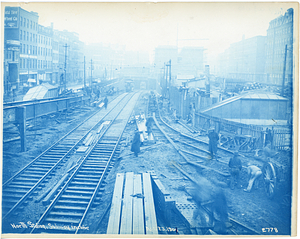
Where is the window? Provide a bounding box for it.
[30,20,32,29]
[27,19,29,28]
[20,30,22,40]
[20,17,22,26]
[27,32,29,41]
[20,44,22,53]
[30,33,32,42]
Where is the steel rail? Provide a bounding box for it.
[153,114,231,177]
[158,111,234,155]
[30,93,137,234]
[75,94,137,234]
[3,93,127,187]
[2,94,128,219]
[171,161,260,235]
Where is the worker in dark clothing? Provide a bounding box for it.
[265,128,274,148]
[145,117,154,136]
[131,130,141,157]
[208,127,219,160]
[228,152,242,190]
[187,178,228,234]
[104,96,108,109]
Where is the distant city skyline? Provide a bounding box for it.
[2,2,293,66]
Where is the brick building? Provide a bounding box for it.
[265,8,294,85]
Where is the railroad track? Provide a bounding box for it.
[2,93,129,220]
[153,112,233,178]
[30,92,140,234]
[171,161,261,236]
[152,112,262,236]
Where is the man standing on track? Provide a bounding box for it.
[228,151,242,189]
[146,117,154,137]
[131,130,141,157]
[208,127,219,160]
[104,96,108,109]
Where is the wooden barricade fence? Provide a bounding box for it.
[273,128,292,150]
[195,112,264,148]
[194,112,291,150]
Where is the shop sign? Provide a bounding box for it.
[7,47,19,51]
[6,40,20,46]
[4,9,18,28]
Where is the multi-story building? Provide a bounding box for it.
[177,46,204,76]
[37,24,53,84]
[4,6,84,98]
[154,46,205,79]
[154,45,178,77]
[4,6,39,92]
[265,8,294,85]
[216,35,266,83]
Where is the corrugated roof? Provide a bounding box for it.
[23,84,58,101]
[242,93,286,100]
[202,91,287,113]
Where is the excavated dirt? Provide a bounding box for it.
[2,91,293,236]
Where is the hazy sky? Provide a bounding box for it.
[2,2,296,64]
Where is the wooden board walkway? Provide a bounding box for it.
[107,172,158,235]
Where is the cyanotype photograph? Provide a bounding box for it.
[1,2,298,237]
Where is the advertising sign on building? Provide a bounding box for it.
[4,8,19,28]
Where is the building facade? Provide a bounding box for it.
[265,8,294,85]
[4,6,84,99]
[37,24,53,84]
[4,6,39,93]
[216,35,266,83]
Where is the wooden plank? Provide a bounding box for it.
[107,173,124,234]
[120,172,134,234]
[143,173,158,234]
[133,174,145,234]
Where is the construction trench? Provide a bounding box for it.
[2,90,293,235]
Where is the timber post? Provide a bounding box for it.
[16,106,26,152]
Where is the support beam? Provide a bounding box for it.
[16,106,26,152]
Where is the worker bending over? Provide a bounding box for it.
[244,163,262,192]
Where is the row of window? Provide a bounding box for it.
[20,58,52,69]
[20,44,52,56]
[20,30,52,45]
[20,16,37,30]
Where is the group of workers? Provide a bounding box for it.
[208,127,264,192]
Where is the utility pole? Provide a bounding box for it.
[90,59,93,87]
[84,56,86,88]
[281,44,287,97]
[63,44,69,92]
[166,60,171,99]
